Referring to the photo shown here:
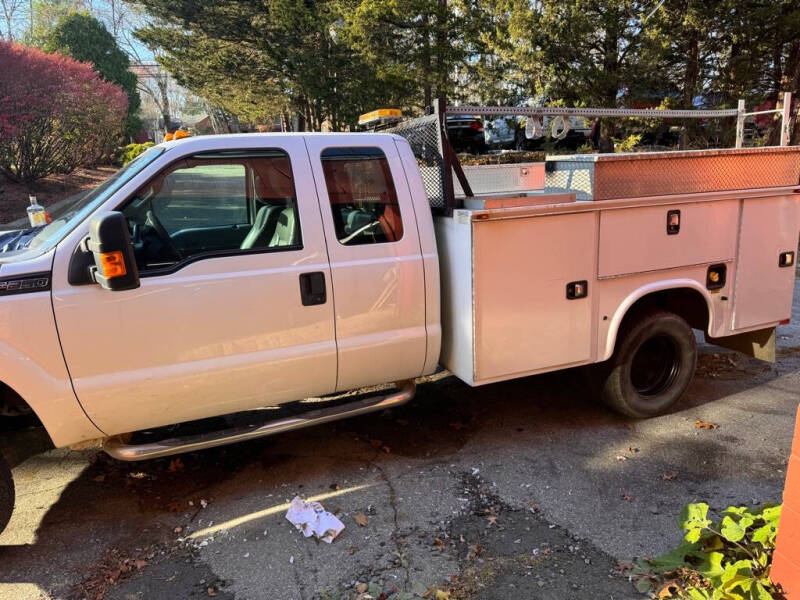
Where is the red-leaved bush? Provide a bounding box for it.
[0,41,128,182]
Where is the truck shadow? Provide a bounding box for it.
[0,348,797,597]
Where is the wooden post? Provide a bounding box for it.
[772,407,800,596]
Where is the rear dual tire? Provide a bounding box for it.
[0,451,13,535]
[601,310,697,418]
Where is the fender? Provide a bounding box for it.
[601,278,715,362]
[0,285,104,447]
[0,339,104,447]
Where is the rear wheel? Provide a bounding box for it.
[0,451,13,535]
[601,310,697,418]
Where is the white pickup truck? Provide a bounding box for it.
[0,133,799,533]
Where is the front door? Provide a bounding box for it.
[304,136,427,391]
[51,139,337,436]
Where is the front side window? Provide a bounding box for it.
[320,147,404,245]
[123,151,300,272]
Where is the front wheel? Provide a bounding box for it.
[601,310,697,418]
[0,451,13,535]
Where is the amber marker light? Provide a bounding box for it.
[99,251,127,278]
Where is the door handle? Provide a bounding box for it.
[299,272,326,306]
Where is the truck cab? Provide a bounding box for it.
[0,134,441,450]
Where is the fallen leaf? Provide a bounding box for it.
[370,439,383,448]
[174,526,183,534]
[694,420,718,430]
[134,560,147,570]
[622,494,633,502]
[661,472,677,481]
[657,581,681,599]
[435,590,451,599]
[356,582,368,593]
[467,543,483,559]
[433,538,446,550]
[627,446,640,453]
[129,472,146,479]
[381,445,391,454]
[168,458,184,472]
[354,512,368,526]
[486,515,498,526]
[615,455,628,461]
[349,546,357,555]
[207,587,217,597]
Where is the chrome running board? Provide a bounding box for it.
[103,380,416,461]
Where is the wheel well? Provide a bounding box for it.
[0,382,43,429]
[621,288,710,334]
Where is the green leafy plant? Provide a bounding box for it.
[614,133,643,153]
[639,502,784,599]
[116,142,155,166]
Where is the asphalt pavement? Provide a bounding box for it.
[1,278,799,600]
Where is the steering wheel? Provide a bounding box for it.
[145,209,182,260]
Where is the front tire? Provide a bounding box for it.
[0,451,13,535]
[601,310,697,418]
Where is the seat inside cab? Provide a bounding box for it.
[241,156,299,249]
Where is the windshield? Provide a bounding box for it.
[0,146,165,262]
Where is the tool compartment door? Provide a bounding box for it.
[733,195,800,330]
[472,211,596,381]
[597,200,739,278]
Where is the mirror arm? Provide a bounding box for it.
[66,237,97,285]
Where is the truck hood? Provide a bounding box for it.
[0,226,42,255]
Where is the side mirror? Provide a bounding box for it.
[87,212,140,291]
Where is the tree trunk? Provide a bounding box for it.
[422,15,432,108]
[433,0,448,99]
[598,19,620,153]
[156,75,171,133]
[680,28,700,150]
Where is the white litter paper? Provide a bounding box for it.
[285,496,345,543]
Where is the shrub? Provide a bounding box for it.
[614,133,643,153]
[115,142,155,166]
[633,502,784,599]
[0,41,128,183]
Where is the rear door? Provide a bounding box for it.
[51,138,337,436]
[304,136,427,390]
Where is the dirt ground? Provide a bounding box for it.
[1,278,799,600]
[0,168,115,224]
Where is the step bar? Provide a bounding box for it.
[103,380,416,461]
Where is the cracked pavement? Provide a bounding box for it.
[1,278,799,599]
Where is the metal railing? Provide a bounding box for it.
[447,91,795,148]
[736,92,793,148]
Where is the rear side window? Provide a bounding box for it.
[320,147,403,245]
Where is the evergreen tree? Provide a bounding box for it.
[45,12,142,138]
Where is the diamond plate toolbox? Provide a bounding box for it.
[545,146,800,201]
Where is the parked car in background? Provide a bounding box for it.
[483,117,517,148]
[446,115,487,153]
